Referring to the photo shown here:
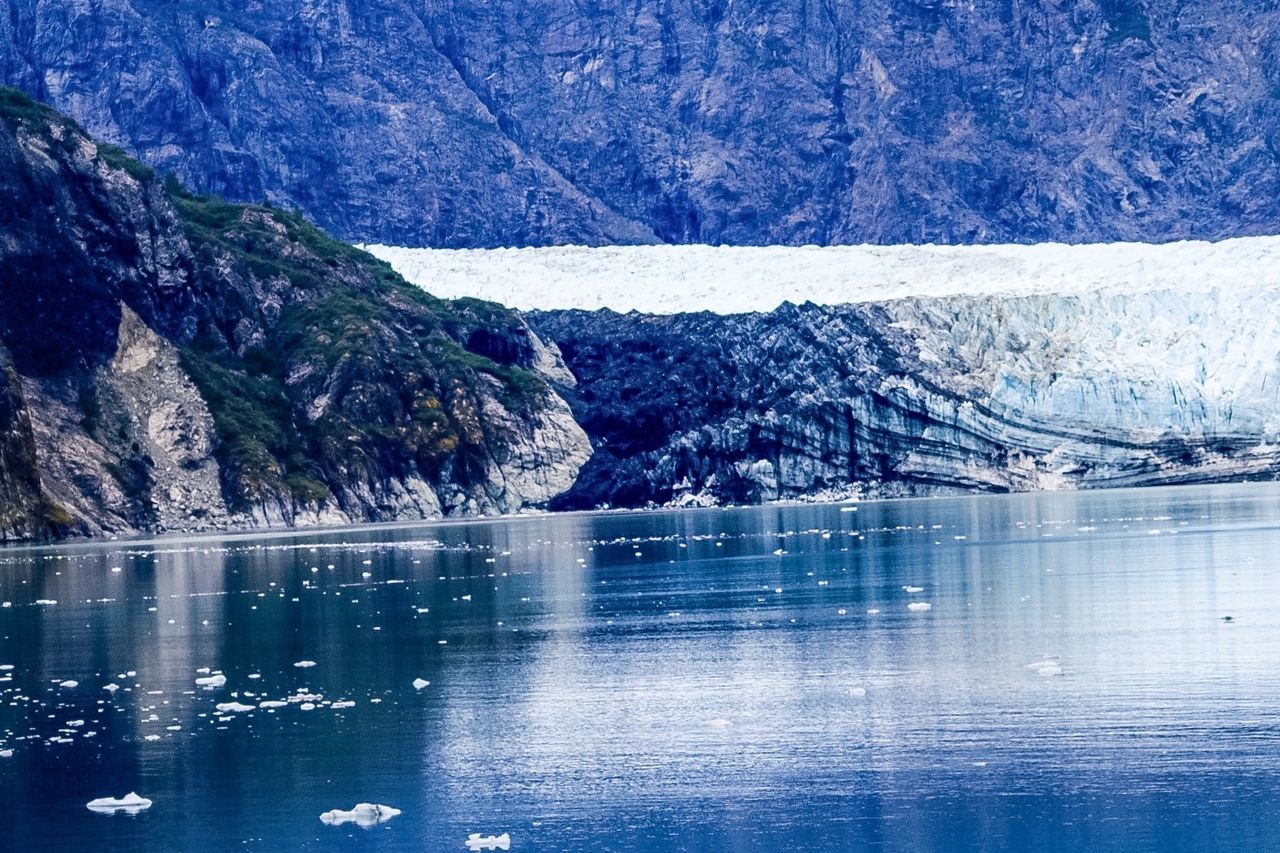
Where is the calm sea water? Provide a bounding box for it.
[3,484,1280,851]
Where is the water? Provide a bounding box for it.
[3,483,1280,851]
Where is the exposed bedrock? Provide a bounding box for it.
[531,290,1280,508]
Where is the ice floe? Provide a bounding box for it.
[86,792,152,814]
[215,702,255,713]
[195,674,226,688]
[907,602,932,612]
[319,803,401,827]
[1024,658,1064,677]
[412,678,430,690]
[465,832,512,851]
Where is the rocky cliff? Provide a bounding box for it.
[3,1,1279,248]
[530,288,1280,509]
[0,86,589,540]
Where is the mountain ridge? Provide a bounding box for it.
[0,85,590,540]
[4,0,1278,248]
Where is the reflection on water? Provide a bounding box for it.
[2,484,1280,850]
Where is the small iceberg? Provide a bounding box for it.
[195,674,226,688]
[319,803,401,827]
[412,678,430,690]
[87,792,152,814]
[466,833,512,851]
[902,585,924,594]
[907,602,932,612]
[1024,658,1064,677]
[294,660,318,668]
[215,702,255,713]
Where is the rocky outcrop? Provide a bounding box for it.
[3,1,1278,248]
[0,87,589,540]
[530,289,1280,509]
[0,348,53,539]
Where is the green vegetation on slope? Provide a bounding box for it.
[165,176,548,512]
[2,82,551,518]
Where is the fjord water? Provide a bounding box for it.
[3,486,1280,851]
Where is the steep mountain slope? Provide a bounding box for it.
[0,86,589,540]
[4,1,1280,248]
[530,289,1280,509]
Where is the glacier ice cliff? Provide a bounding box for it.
[529,284,1280,508]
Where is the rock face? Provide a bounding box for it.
[0,87,589,540]
[530,289,1280,509]
[3,1,1279,248]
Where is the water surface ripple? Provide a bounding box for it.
[2,484,1279,850]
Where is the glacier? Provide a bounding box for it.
[365,236,1280,314]
[367,238,1280,507]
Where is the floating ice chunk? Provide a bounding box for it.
[331,700,355,709]
[299,702,316,711]
[35,599,57,606]
[319,803,401,827]
[103,683,120,692]
[58,680,78,688]
[86,792,152,814]
[0,664,13,671]
[465,833,511,851]
[706,718,732,728]
[1024,658,1064,677]
[412,678,430,690]
[294,660,317,668]
[195,674,226,688]
[216,702,255,713]
[906,602,932,612]
[866,608,880,615]
[0,749,11,758]
[902,585,924,594]
[258,700,287,709]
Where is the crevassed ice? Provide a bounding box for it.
[364,236,1280,314]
